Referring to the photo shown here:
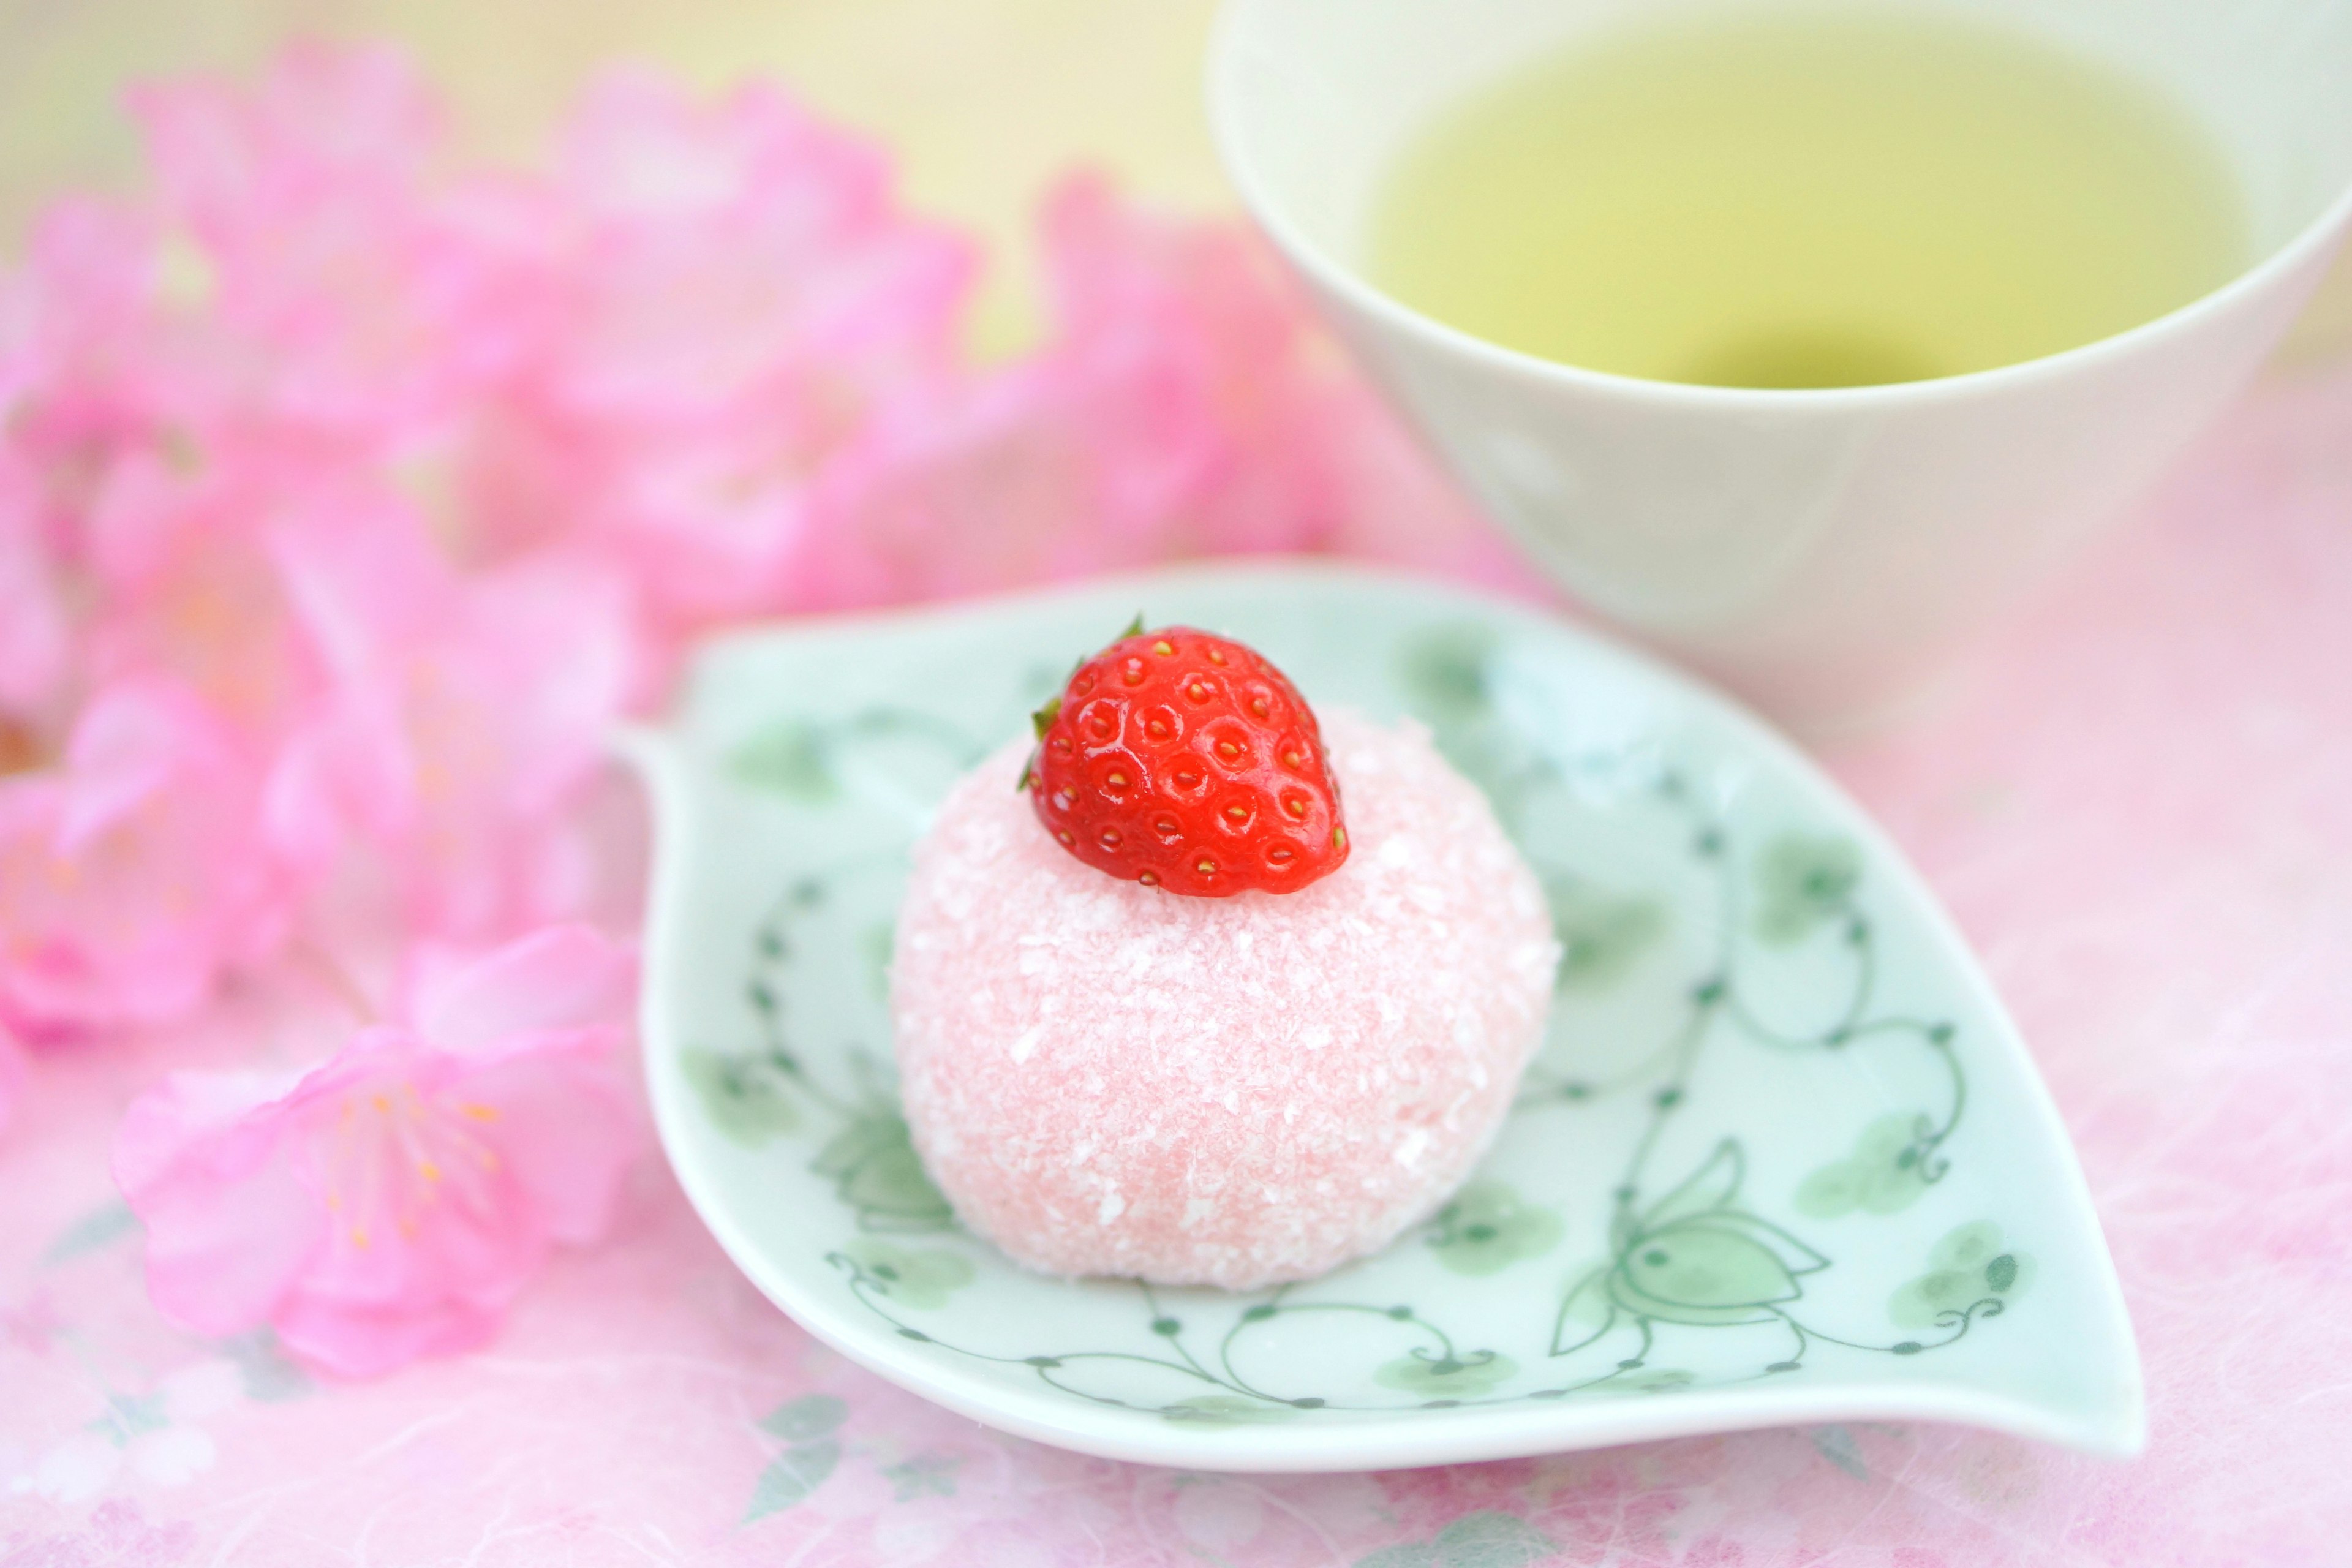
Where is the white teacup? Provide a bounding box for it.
[1208,0,2352,730]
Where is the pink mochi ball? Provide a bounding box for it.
[892,708,1559,1289]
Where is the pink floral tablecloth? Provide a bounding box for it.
[5,47,2352,1568]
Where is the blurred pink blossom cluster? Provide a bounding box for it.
[0,45,1521,1373]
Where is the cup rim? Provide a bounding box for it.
[1205,0,2352,408]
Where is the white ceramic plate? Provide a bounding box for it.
[622,563,2142,1472]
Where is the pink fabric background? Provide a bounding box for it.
[4,357,2348,1565]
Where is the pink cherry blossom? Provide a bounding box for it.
[0,1024,25,1135]
[130,42,546,449]
[0,676,300,1039]
[0,452,74,728]
[0,195,211,575]
[793,175,1537,608]
[458,69,975,629]
[266,496,646,938]
[1025,179,1532,589]
[54,432,639,946]
[75,447,331,741]
[0,195,170,436]
[113,924,639,1377]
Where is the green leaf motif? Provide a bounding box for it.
[100,1392,170,1442]
[681,1048,799,1147]
[1425,1183,1564,1276]
[758,1393,847,1443]
[1612,1220,1807,1321]
[1558,1265,1613,1326]
[1575,1142,1834,1331]
[1434,1513,1558,1568]
[1931,1220,2005,1273]
[1398,625,1497,723]
[219,1329,311,1403]
[1374,1349,1517,1399]
[1642,1140,1746,1229]
[1550,1262,1626,1357]
[1888,1221,2034,1329]
[731,722,836,804]
[883,1452,959,1501]
[1811,1425,1869,1479]
[1547,881,1667,993]
[1357,1511,1556,1568]
[844,1239,975,1310]
[1793,1113,1937,1218]
[744,1441,839,1522]
[1357,1548,1439,1568]
[43,1200,139,1267]
[815,1110,954,1233]
[1753,833,1862,944]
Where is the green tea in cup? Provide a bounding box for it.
[1366,9,2248,388]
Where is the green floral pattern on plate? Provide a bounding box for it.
[1888,1221,2034,1330]
[842,1240,975,1311]
[680,642,2001,1419]
[633,567,2142,1464]
[1795,1114,1944,1218]
[682,877,956,1236]
[1544,881,1668,992]
[1423,1184,1564,1276]
[1752,834,1864,946]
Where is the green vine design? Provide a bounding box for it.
[1415,624,1999,1376]
[679,622,2031,1422]
[1501,752,1966,1194]
[685,872,954,1235]
[693,701,997,1230]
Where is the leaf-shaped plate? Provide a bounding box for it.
[623,563,2141,1471]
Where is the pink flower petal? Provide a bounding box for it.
[112,1067,323,1334]
[407,925,634,1055]
[268,511,646,937]
[115,924,638,1378]
[0,1026,26,1135]
[271,1284,506,1381]
[0,677,301,1036]
[454,1047,639,1244]
[0,458,72,718]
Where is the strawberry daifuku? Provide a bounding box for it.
[893,641,1560,1287]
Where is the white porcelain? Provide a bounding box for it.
[1207,0,2352,731]
[623,564,2141,1471]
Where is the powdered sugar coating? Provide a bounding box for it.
[892,709,1559,1289]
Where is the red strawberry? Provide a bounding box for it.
[1024,622,1349,897]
